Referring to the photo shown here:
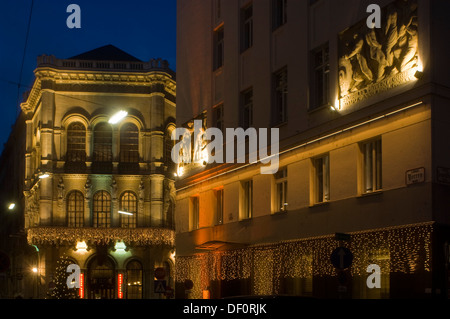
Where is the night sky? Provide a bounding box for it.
[0,0,176,153]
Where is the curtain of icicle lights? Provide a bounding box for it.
[176,222,433,298]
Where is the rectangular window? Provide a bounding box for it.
[241,4,253,52]
[273,0,287,30]
[241,180,253,219]
[362,139,382,193]
[191,196,200,230]
[311,44,330,110]
[274,168,288,212]
[313,155,330,204]
[213,104,224,131]
[214,26,224,70]
[241,88,253,129]
[215,188,224,225]
[273,67,288,125]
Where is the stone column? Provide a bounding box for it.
[149,175,164,227]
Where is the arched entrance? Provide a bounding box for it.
[87,256,115,299]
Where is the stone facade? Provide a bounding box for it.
[20,45,176,299]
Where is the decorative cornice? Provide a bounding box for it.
[21,66,176,115]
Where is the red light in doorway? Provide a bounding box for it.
[118,273,124,299]
[79,273,84,299]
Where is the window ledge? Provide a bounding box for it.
[272,210,288,216]
[309,201,330,208]
[358,190,383,198]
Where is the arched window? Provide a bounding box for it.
[67,191,84,227]
[66,122,86,162]
[120,123,139,163]
[120,191,137,228]
[126,260,143,299]
[93,122,113,163]
[93,191,111,228]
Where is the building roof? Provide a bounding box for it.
[68,44,142,62]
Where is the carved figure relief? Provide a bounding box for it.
[84,178,92,200]
[339,0,418,107]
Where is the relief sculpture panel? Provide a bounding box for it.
[339,0,418,107]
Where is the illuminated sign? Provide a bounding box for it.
[118,273,124,299]
[79,273,84,299]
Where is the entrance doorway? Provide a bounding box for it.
[88,256,115,299]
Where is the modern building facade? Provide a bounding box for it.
[17,45,176,299]
[174,0,450,299]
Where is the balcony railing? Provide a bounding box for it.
[36,55,173,75]
[27,226,175,247]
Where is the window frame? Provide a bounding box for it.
[120,191,137,228]
[67,190,84,227]
[92,190,112,228]
[312,154,330,204]
[214,25,225,70]
[214,188,224,225]
[272,66,288,126]
[310,43,330,110]
[240,87,254,129]
[93,122,113,163]
[66,122,86,163]
[274,168,288,213]
[272,0,287,31]
[360,138,383,194]
[190,196,200,231]
[119,123,139,163]
[241,3,253,52]
[241,180,253,220]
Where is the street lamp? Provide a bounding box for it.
[108,110,128,124]
[8,203,16,210]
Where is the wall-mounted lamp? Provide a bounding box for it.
[114,241,128,254]
[75,241,88,253]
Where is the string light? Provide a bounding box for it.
[27,227,175,247]
[176,222,433,298]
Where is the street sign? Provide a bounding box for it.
[437,167,450,185]
[331,247,353,270]
[154,267,166,280]
[0,251,10,273]
[154,280,166,294]
[406,167,425,185]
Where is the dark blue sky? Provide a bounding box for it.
[0,0,176,152]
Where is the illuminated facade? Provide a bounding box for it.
[175,0,450,299]
[20,45,177,299]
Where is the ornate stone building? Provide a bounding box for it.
[21,45,176,299]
